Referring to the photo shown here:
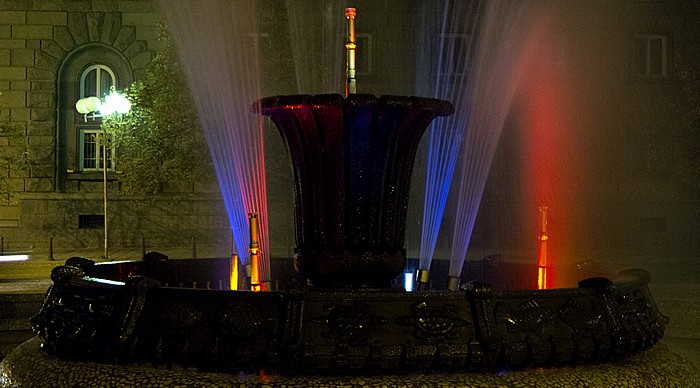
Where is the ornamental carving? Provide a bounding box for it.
[397,302,471,340]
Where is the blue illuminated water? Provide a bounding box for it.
[160,0,271,282]
[415,1,548,282]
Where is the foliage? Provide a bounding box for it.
[0,120,29,203]
[101,25,214,195]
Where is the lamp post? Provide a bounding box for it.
[75,90,131,260]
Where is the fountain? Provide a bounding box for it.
[1,4,697,388]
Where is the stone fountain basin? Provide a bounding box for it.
[28,256,667,373]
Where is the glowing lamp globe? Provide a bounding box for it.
[75,96,101,114]
[101,92,131,116]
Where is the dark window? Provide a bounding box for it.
[355,33,373,76]
[79,215,104,229]
[633,35,667,76]
[440,33,468,76]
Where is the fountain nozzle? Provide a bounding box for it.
[537,205,549,289]
[230,253,239,290]
[416,268,430,290]
[446,276,460,291]
[345,7,357,96]
[248,213,261,291]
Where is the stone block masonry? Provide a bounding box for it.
[11,25,53,39]
[0,11,25,25]
[26,12,67,26]
[0,1,219,257]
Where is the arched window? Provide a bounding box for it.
[78,64,116,172]
[57,44,133,192]
[80,64,116,100]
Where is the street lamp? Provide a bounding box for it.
[75,91,131,119]
[75,90,131,260]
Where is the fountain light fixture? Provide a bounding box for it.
[75,90,131,122]
[230,253,240,291]
[404,272,414,291]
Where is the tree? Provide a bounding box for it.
[102,25,214,195]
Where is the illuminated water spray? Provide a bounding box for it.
[415,2,549,287]
[415,1,478,287]
[445,2,567,288]
[161,0,270,285]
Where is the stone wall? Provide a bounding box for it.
[0,1,231,258]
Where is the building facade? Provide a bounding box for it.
[0,0,230,259]
[0,0,698,267]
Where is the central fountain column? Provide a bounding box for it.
[259,94,453,287]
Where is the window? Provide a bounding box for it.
[355,33,373,76]
[633,35,667,76]
[78,214,104,229]
[439,33,469,76]
[58,45,133,190]
[80,64,116,99]
[336,32,373,77]
[80,129,114,171]
[79,64,117,172]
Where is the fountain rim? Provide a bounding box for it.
[255,93,455,116]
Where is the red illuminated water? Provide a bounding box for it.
[414,1,596,288]
[443,1,602,288]
[441,2,555,281]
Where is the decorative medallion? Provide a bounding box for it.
[557,297,607,334]
[214,302,264,337]
[397,302,471,340]
[157,301,202,335]
[312,301,388,343]
[496,300,556,337]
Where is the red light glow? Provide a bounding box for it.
[517,18,583,289]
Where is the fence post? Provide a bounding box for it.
[191,236,197,259]
[48,237,54,261]
[141,236,146,259]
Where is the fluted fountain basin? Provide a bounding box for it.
[258,94,454,288]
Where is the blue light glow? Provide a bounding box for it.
[404,272,414,292]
